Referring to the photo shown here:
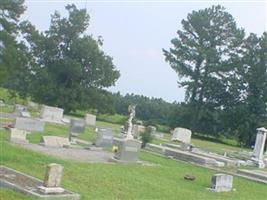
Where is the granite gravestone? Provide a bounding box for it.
[171,127,192,144]
[14,117,45,132]
[95,128,114,147]
[114,139,141,163]
[9,128,29,144]
[69,119,85,141]
[209,174,233,192]
[85,114,96,126]
[40,105,64,123]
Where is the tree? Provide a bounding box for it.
[0,0,26,85]
[163,5,244,135]
[17,4,120,112]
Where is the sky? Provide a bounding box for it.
[23,0,267,102]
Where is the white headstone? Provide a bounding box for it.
[40,105,64,123]
[209,174,233,192]
[85,114,96,126]
[9,128,28,144]
[252,127,267,168]
[171,127,192,144]
[15,117,45,132]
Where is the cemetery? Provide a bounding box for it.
[1,1,267,200]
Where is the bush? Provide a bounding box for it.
[140,127,154,148]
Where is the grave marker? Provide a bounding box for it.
[14,117,45,132]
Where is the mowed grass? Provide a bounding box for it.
[1,129,267,200]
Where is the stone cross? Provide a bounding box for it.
[43,163,63,188]
[252,127,267,168]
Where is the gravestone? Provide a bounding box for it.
[20,111,31,118]
[132,124,146,137]
[40,105,64,123]
[209,174,233,192]
[85,114,96,126]
[171,127,192,144]
[14,117,45,132]
[95,127,114,147]
[69,119,85,142]
[14,104,28,117]
[41,136,70,148]
[38,163,64,194]
[9,128,28,144]
[113,138,141,163]
[251,127,267,168]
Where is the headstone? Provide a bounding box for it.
[14,104,28,116]
[84,114,96,126]
[69,119,85,136]
[171,127,192,144]
[40,105,64,123]
[251,127,267,168]
[209,174,233,192]
[113,139,141,163]
[14,117,45,132]
[9,128,28,144]
[132,124,146,137]
[95,128,114,147]
[41,136,70,148]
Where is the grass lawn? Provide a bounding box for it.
[1,129,267,200]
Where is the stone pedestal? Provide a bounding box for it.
[251,127,267,168]
[113,139,141,163]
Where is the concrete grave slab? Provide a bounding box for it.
[0,165,80,199]
[41,136,70,148]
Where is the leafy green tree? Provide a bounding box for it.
[0,0,26,85]
[163,5,244,134]
[18,4,120,112]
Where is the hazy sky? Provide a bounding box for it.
[23,0,267,102]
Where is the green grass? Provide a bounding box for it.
[1,129,267,200]
[0,104,14,113]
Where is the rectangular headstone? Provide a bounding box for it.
[43,163,63,188]
[210,174,233,192]
[20,111,31,118]
[40,105,64,123]
[14,117,45,132]
[171,127,192,144]
[41,136,70,148]
[9,128,28,144]
[95,128,114,147]
[70,119,85,136]
[84,114,96,126]
[114,139,141,163]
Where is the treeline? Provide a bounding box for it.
[1,1,267,146]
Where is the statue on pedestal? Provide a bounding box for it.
[124,104,136,140]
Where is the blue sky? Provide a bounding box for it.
[23,0,266,102]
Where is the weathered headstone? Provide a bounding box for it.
[113,139,141,163]
[171,127,192,144]
[38,163,65,194]
[251,127,267,168]
[95,128,114,147]
[41,136,70,148]
[40,105,64,123]
[84,114,96,126]
[14,117,45,132]
[209,174,233,192]
[9,128,28,144]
